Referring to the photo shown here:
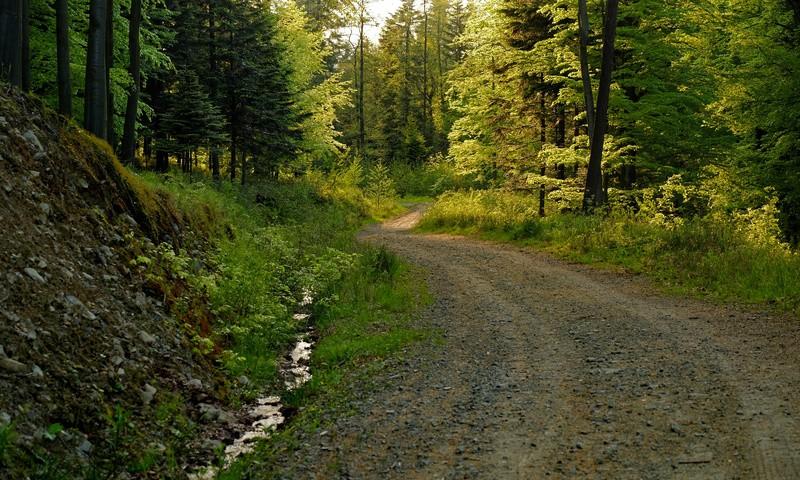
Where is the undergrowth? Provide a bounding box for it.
[133,170,430,477]
[419,189,800,313]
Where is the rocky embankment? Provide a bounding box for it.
[0,88,233,477]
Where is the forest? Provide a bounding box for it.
[3,0,800,238]
[2,0,800,478]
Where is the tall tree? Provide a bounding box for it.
[121,0,142,164]
[20,0,29,90]
[583,0,619,210]
[85,0,108,140]
[0,0,23,87]
[577,0,594,142]
[55,0,72,116]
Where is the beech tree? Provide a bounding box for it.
[583,0,619,211]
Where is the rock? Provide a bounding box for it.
[120,213,138,227]
[670,423,684,435]
[199,403,234,423]
[23,130,43,152]
[139,331,157,344]
[64,295,84,307]
[24,267,45,283]
[0,411,10,426]
[0,357,28,373]
[187,378,203,390]
[38,202,51,216]
[238,375,250,385]
[134,292,148,310]
[141,384,157,405]
[31,365,44,378]
[77,438,93,455]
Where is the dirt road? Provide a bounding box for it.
[276,209,800,479]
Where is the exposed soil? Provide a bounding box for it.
[266,206,800,479]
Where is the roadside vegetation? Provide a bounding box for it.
[419,180,800,313]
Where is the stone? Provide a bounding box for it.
[77,438,93,455]
[0,411,10,426]
[23,130,43,152]
[24,267,45,283]
[31,365,44,378]
[38,203,51,216]
[65,295,84,307]
[187,378,203,390]
[237,375,250,385]
[141,384,157,405]
[139,331,157,344]
[120,213,138,227]
[0,357,27,373]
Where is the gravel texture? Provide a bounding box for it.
[261,208,800,479]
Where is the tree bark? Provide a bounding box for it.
[577,0,595,142]
[56,0,72,116]
[20,0,29,91]
[539,87,547,217]
[121,0,141,165]
[0,0,22,87]
[358,3,365,159]
[105,0,115,147]
[583,0,619,211]
[85,0,108,140]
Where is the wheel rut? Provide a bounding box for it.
[268,208,800,479]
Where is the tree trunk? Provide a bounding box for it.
[422,0,429,139]
[582,0,619,211]
[539,87,547,217]
[56,0,72,116]
[787,0,800,24]
[577,0,595,142]
[0,0,22,87]
[358,4,365,159]
[240,151,247,186]
[105,0,115,147]
[85,0,108,140]
[120,0,141,165]
[230,137,237,181]
[20,0,29,91]
[155,150,168,172]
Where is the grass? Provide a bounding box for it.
[419,190,800,313]
[215,237,431,480]
[132,171,431,477]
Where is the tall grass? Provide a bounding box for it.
[419,190,800,312]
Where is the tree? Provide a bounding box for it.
[85,0,109,140]
[583,0,619,211]
[121,0,142,165]
[56,0,72,116]
[0,0,24,88]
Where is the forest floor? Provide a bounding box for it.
[257,205,800,479]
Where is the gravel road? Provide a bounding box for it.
[270,208,800,479]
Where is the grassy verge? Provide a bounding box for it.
[419,190,800,313]
[219,250,431,479]
[134,172,430,476]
